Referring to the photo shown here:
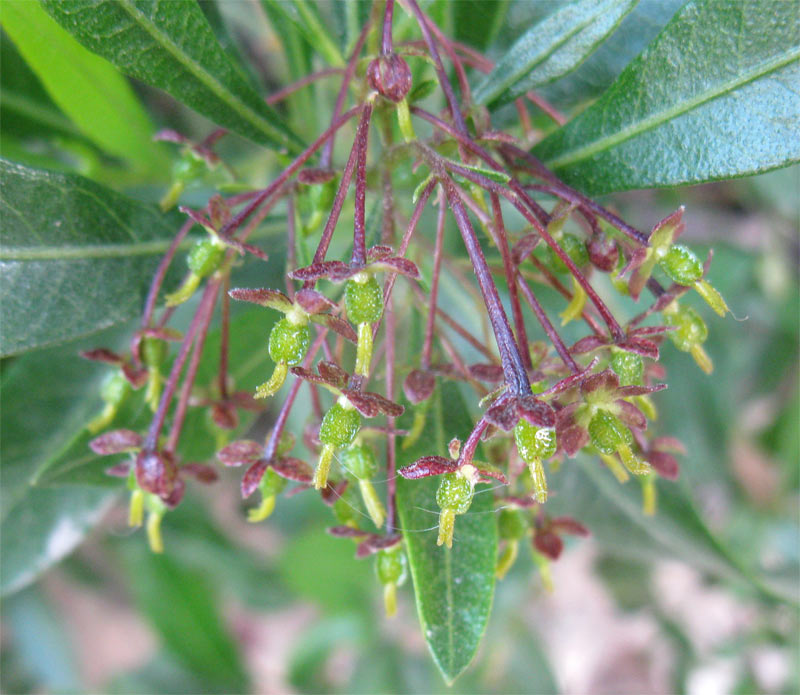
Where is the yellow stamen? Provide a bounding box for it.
[314,444,335,490]
[383,582,398,618]
[128,489,144,527]
[695,280,728,317]
[359,479,386,528]
[165,272,201,307]
[247,494,276,522]
[600,452,630,483]
[255,362,288,399]
[145,366,162,413]
[618,444,651,475]
[690,344,713,374]
[495,540,519,580]
[528,458,548,503]
[560,276,586,325]
[87,403,116,434]
[396,98,415,143]
[146,512,164,553]
[437,508,456,548]
[533,551,553,593]
[642,475,657,516]
[355,322,374,377]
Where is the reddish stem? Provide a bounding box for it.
[266,68,343,105]
[218,274,231,399]
[381,0,395,55]
[351,102,373,267]
[422,196,446,369]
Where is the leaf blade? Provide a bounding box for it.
[1,0,168,176]
[533,0,800,193]
[397,381,497,684]
[0,160,179,355]
[40,0,301,153]
[474,0,637,106]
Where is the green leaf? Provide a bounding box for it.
[1,1,168,177]
[0,487,114,597]
[452,0,509,51]
[0,160,180,356]
[396,381,497,684]
[473,0,637,106]
[263,0,345,68]
[533,0,800,194]
[40,0,302,153]
[119,542,249,692]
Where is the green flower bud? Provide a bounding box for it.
[187,238,225,278]
[588,410,633,454]
[101,371,131,406]
[498,508,527,541]
[664,305,708,352]
[610,350,644,386]
[141,336,168,368]
[342,444,377,480]
[514,420,557,463]
[345,275,383,325]
[319,402,361,448]
[376,547,407,586]
[436,473,473,514]
[268,317,310,366]
[544,233,589,273]
[659,245,703,286]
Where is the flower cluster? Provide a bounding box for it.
[83,0,727,606]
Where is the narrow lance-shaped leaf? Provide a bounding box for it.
[534,0,800,194]
[473,0,637,106]
[0,160,179,356]
[397,381,498,684]
[2,0,168,176]
[41,0,302,153]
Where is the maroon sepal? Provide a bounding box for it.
[294,288,336,314]
[218,440,263,467]
[272,457,313,483]
[533,530,563,560]
[135,449,178,497]
[89,429,143,455]
[468,363,505,383]
[308,314,358,343]
[343,390,404,418]
[399,455,458,479]
[228,287,292,312]
[241,459,269,498]
[181,462,218,484]
[550,517,590,537]
[297,168,337,185]
[355,534,402,558]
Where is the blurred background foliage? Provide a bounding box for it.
[1,0,798,693]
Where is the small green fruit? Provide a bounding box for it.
[664,305,708,352]
[588,410,632,454]
[659,245,703,286]
[436,473,473,514]
[376,547,407,586]
[346,276,383,324]
[268,318,310,365]
[187,239,225,278]
[141,337,168,368]
[610,350,644,386]
[514,420,557,463]
[101,371,130,406]
[319,403,361,448]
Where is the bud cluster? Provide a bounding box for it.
[82,0,728,603]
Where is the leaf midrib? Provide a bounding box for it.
[116,0,290,147]
[545,46,800,169]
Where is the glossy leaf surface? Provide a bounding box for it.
[0,160,178,356]
[41,0,301,152]
[474,0,637,106]
[534,0,800,193]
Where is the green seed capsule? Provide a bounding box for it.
[101,371,131,406]
[319,402,361,448]
[141,336,168,368]
[659,245,703,286]
[664,305,708,352]
[544,233,589,273]
[514,420,557,463]
[588,410,632,454]
[610,350,644,386]
[341,444,377,480]
[172,151,206,183]
[268,318,310,365]
[498,508,527,541]
[376,547,407,586]
[345,276,383,324]
[187,239,225,278]
[436,473,474,514]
